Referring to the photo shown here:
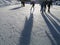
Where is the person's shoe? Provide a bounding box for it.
[23,5,25,7]
[48,10,50,13]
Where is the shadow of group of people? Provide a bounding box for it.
[18,0,60,45]
[19,9,60,45]
[41,11,60,45]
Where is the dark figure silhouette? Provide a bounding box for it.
[40,1,47,13]
[40,2,44,12]
[21,0,25,7]
[30,1,35,13]
[43,1,47,12]
[47,0,52,12]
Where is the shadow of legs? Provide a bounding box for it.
[45,13,60,32]
[49,12,60,23]
[41,12,60,45]
[19,12,33,45]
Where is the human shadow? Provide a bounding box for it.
[49,12,60,23]
[10,6,23,10]
[19,12,33,45]
[41,12,60,45]
[45,12,60,32]
[45,31,56,45]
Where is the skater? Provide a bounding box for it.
[40,0,47,13]
[21,0,25,7]
[47,0,52,12]
[43,1,47,12]
[30,0,36,12]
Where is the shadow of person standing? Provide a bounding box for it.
[19,11,33,45]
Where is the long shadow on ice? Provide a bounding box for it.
[19,12,33,45]
[41,12,60,45]
[49,12,60,23]
[45,13,60,33]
